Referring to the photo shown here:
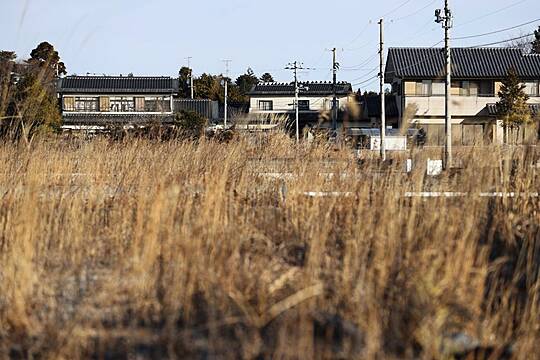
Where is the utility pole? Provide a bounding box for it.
[436,0,453,169]
[222,60,231,128]
[378,19,386,161]
[285,61,307,143]
[331,48,338,133]
[185,57,194,99]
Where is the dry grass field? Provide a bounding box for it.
[0,135,538,359]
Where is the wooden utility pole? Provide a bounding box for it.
[379,19,386,161]
[332,48,338,133]
[436,0,453,169]
[223,60,231,127]
[186,57,194,99]
[285,61,307,143]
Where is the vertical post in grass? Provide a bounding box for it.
[379,19,386,162]
[436,0,453,169]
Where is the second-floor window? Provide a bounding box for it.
[452,81,480,96]
[524,81,539,97]
[298,100,310,110]
[406,80,445,96]
[258,100,273,111]
[110,97,135,112]
[69,97,99,111]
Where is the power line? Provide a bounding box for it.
[453,18,540,40]
[353,76,379,89]
[390,0,437,22]
[466,33,533,48]
[341,53,379,70]
[455,0,529,28]
[382,0,413,18]
[344,22,373,48]
[350,66,379,81]
[352,75,379,87]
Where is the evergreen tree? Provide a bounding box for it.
[0,42,65,141]
[178,66,191,98]
[0,51,17,117]
[235,68,259,95]
[194,73,221,100]
[27,42,66,86]
[260,72,274,83]
[496,68,531,142]
[532,26,540,54]
[6,73,62,141]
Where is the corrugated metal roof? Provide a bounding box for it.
[249,81,352,96]
[385,48,540,80]
[486,103,540,116]
[58,76,179,94]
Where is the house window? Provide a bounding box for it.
[110,97,135,112]
[63,97,75,111]
[432,81,445,96]
[419,80,432,96]
[409,80,444,96]
[74,97,99,112]
[479,81,494,96]
[451,81,480,96]
[258,100,273,111]
[298,100,310,110]
[524,81,539,97]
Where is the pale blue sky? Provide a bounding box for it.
[1,0,539,91]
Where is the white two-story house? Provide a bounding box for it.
[248,81,352,127]
[57,75,179,129]
[385,48,540,145]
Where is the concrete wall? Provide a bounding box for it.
[249,95,349,114]
[405,95,540,118]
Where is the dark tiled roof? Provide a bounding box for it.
[58,76,179,94]
[364,95,399,118]
[62,113,175,125]
[249,81,352,96]
[486,103,540,116]
[385,48,540,80]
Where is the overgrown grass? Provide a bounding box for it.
[0,135,538,359]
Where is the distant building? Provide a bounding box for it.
[385,48,540,145]
[57,76,179,130]
[248,81,353,127]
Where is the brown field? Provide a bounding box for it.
[0,135,538,359]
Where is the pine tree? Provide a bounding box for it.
[0,51,17,117]
[260,73,274,83]
[532,26,540,54]
[496,68,531,142]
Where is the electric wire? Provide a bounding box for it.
[454,0,529,28]
[382,0,414,18]
[466,33,534,48]
[353,75,378,86]
[390,0,437,22]
[453,18,540,40]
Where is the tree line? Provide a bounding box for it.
[178,67,274,108]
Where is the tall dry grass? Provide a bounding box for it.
[0,134,538,359]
